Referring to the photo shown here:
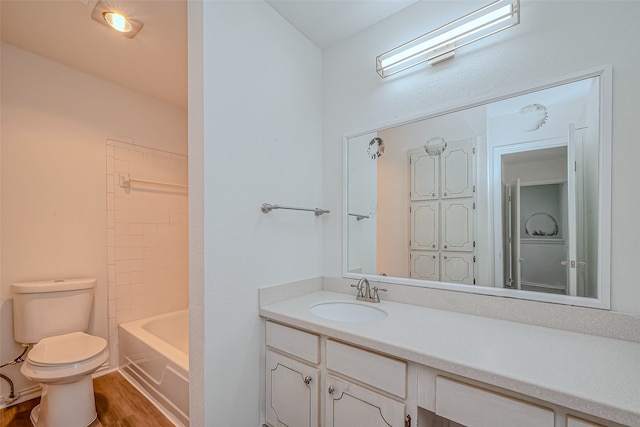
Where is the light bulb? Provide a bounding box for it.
[103,12,132,33]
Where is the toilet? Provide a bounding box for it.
[11,278,109,427]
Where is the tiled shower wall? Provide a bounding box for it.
[106,140,188,364]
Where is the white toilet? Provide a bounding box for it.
[12,278,109,427]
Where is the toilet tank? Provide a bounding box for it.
[11,278,97,344]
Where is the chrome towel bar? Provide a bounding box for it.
[261,203,329,216]
[349,213,370,221]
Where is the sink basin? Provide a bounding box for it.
[310,302,387,322]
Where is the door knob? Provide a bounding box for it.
[303,376,312,385]
[328,386,335,394]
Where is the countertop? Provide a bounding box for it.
[259,290,640,426]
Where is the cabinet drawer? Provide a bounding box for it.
[567,416,604,427]
[266,321,319,364]
[326,340,406,398]
[435,377,554,427]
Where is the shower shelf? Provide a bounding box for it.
[119,175,188,195]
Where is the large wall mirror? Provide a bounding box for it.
[344,66,611,309]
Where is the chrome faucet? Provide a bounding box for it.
[350,278,387,303]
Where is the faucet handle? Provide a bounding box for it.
[372,286,387,302]
[350,282,365,297]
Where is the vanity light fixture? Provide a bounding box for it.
[376,0,520,78]
[91,1,143,39]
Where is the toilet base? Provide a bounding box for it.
[31,375,98,427]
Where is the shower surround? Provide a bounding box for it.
[106,139,189,366]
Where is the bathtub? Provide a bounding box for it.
[118,309,189,426]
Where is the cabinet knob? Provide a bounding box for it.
[303,376,312,385]
[328,386,335,395]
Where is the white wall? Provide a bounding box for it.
[0,42,187,403]
[190,1,323,425]
[323,1,640,315]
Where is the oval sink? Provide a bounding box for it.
[310,302,387,322]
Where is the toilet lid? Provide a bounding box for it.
[28,332,107,366]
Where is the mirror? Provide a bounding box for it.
[345,67,611,308]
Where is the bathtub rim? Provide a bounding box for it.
[118,309,189,373]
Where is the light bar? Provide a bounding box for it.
[376,0,520,78]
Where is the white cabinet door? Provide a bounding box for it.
[410,150,439,201]
[441,199,474,252]
[410,251,439,280]
[411,201,438,251]
[266,350,319,427]
[440,252,475,285]
[326,376,406,427]
[441,139,474,199]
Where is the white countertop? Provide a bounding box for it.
[260,290,640,426]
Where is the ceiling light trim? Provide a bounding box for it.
[91,1,143,39]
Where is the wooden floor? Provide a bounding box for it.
[0,371,176,427]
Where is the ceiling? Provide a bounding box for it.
[266,0,417,49]
[0,1,416,109]
[1,0,188,108]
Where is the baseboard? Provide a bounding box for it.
[0,384,41,409]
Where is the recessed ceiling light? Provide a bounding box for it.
[91,2,143,39]
[103,12,132,33]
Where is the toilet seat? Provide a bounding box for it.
[21,332,109,385]
[27,332,107,367]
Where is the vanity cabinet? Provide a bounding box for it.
[265,322,320,427]
[266,350,319,427]
[326,376,406,427]
[325,340,408,427]
[264,322,412,427]
[264,319,625,427]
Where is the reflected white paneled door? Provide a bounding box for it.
[410,251,439,280]
[410,150,439,200]
[266,350,319,427]
[326,376,406,427]
[440,252,475,285]
[411,201,438,251]
[441,199,474,252]
[441,139,475,199]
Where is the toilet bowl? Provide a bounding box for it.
[11,278,108,427]
[21,332,109,427]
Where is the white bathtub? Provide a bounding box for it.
[118,310,189,426]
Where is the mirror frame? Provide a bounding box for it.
[343,65,612,309]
